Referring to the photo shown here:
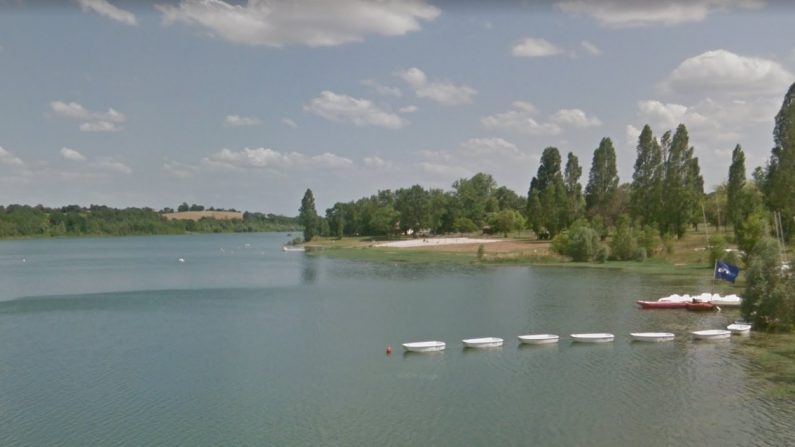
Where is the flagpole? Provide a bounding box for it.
[711,259,717,295]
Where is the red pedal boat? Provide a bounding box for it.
[636,300,688,309]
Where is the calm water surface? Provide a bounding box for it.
[1,233,793,446]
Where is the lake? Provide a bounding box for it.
[1,233,793,446]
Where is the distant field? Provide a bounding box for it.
[163,211,243,221]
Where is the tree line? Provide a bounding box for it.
[0,204,299,239]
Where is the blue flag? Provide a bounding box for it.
[715,261,740,283]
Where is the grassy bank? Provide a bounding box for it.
[305,228,750,281]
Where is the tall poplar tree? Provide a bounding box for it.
[299,188,319,242]
[661,124,702,238]
[630,124,663,228]
[727,144,746,230]
[564,152,584,226]
[585,137,619,226]
[766,82,795,239]
[528,147,567,238]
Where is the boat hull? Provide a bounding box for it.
[402,341,446,352]
[571,333,615,343]
[692,330,731,340]
[637,300,688,309]
[517,334,559,344]
[462,337,503,348]
[630,332,675,342]
[686,302,716,311]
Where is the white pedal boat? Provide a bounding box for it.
[571,333,614,343]
[402,341,446,352]
[630,332,675,342]
[517,334,559,345]
[726,323,751,334]
[462,337,503,348]
[691,329,731,340]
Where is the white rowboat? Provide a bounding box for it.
[462,337,503,348]
[282,246,305,252]
[727,323,751,334]
[571,333,614,343]
[691,329,731,340]
[517,334,559,345]
[630,332,675,342]
[402,341,446,352]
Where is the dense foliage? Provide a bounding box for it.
[298,189,319,242]
[0,204,298,238]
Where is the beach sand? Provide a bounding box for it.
[374,237,500,248]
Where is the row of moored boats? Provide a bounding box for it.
[637,293,742,310]
[402,323,751,352]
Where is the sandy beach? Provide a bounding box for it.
[374,238,500,248]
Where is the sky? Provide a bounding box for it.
[1,0,794,216]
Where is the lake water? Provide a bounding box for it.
[1,233,793,446]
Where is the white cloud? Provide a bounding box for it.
[223,114,262,127]
[416,137,539,190]
[93,159,132,174]
[625,124,642,147]
[361,79,402,97]
[162,158,200,179]
[78,0,137,26]
[281,118,298,128]
[304,90,407,129]
[661,49,794,98]
[156,0,440,47]
[557,0,764,28]
[637,100,718,131]
[396,67,477,106]
[0,146,24,166]
[398,105,418,114]
[551,108,603,128]
[482,102,602,135]
[363,156,392,169]
[481,101,561,136]
[79,121,122,132]
[50,101,125,123]
[60,147,86,161]
[511,38,563,58]
[50,100,126,132]
[203,147,354,171]
[580,40,601,56]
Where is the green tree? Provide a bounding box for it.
[489,209,526,237]
[630,125,663,228]
[453,173,498,226]
[551,219,601,262]
[368,205,400,238]
[743,236,795,331]
[564,152,585,226]
[765,82,795,240]
[609,214,637,261]
[494,186,525,213]
[528,147,567,238]
[661,124,701,238]
[727,144,746,230]
[585,137,620,226]
[395,185,430,235]
[325,203,346,239]
[298,189,319,242]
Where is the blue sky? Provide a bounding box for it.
[1,0,794,215]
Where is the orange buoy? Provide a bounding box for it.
[386,345,392,355]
